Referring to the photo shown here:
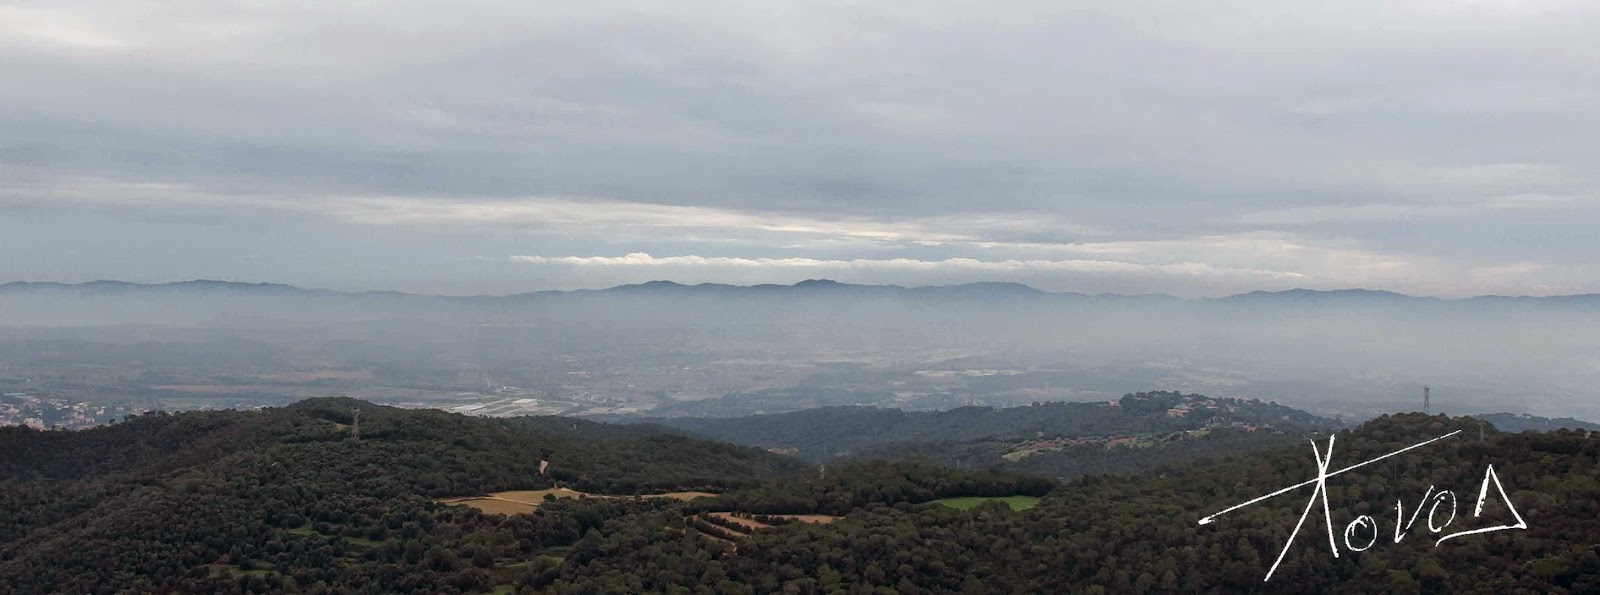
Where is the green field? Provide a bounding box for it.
[930,495,1041,511]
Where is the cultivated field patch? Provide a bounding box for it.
[442,498,540,515]
[438,488,717,515]
[769,514,839,524]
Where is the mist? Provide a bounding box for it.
[2,280,1595,422]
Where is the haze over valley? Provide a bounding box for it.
[4,278,1595,426]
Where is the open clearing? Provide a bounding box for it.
[930,496,1041,511]
[487,488,589,503]
[648,491,719,501]
[706,512,840,529]
[439,488,716,515]
[444,498,541,515]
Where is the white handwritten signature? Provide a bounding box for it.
[1199,430,1528,581]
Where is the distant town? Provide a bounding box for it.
[0,392,143,430]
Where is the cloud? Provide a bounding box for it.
[510,252,1309,279]
[3,1,1600,295]
[326,196,982,244]
[0,174,1100,248]
[6,172,1568,296]
[0,7,127,50]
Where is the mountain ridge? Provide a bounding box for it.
[4,278,1597,304]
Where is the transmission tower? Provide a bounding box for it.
[819,440,828,479]
[351,408,361,441]
[1423,385,1430,414]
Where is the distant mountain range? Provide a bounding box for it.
[3,278,1597,306]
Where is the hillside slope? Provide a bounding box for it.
[4,401,1595,593]
[641,391,1335,461]
[547,414,1600,593]
[0,398,806,594]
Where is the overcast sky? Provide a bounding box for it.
[2,0,1597,296]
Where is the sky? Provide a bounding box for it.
[2,0,1597,297]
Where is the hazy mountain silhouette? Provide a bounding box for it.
[4,278,1597,306]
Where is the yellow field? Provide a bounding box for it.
[646,492,718,501]
[446,498,539,515]
[438,489,716,515]
[490,488,587,503]
[705,512,841,529]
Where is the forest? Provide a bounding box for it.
[641,391,1335,462]
[857,425,1311,481]
[2,397,1596,593]
[537,414,1600,594]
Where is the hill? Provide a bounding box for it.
[1472,412,1600,433]
[639,391,1336,462]
[2,402,1597,593]
[0,398,806,593]
[539,414,1600,593]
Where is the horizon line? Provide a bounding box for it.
[2,278,1596,302]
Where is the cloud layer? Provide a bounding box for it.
[511,252,1307,280]
[2,1,1597,295]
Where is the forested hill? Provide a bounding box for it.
[541,414,1600,594]
[638,391,1336,461]
[0,398,806,593]
[1472,412,1600,433]
[0,397,800,494]
[3,402,1598,593]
